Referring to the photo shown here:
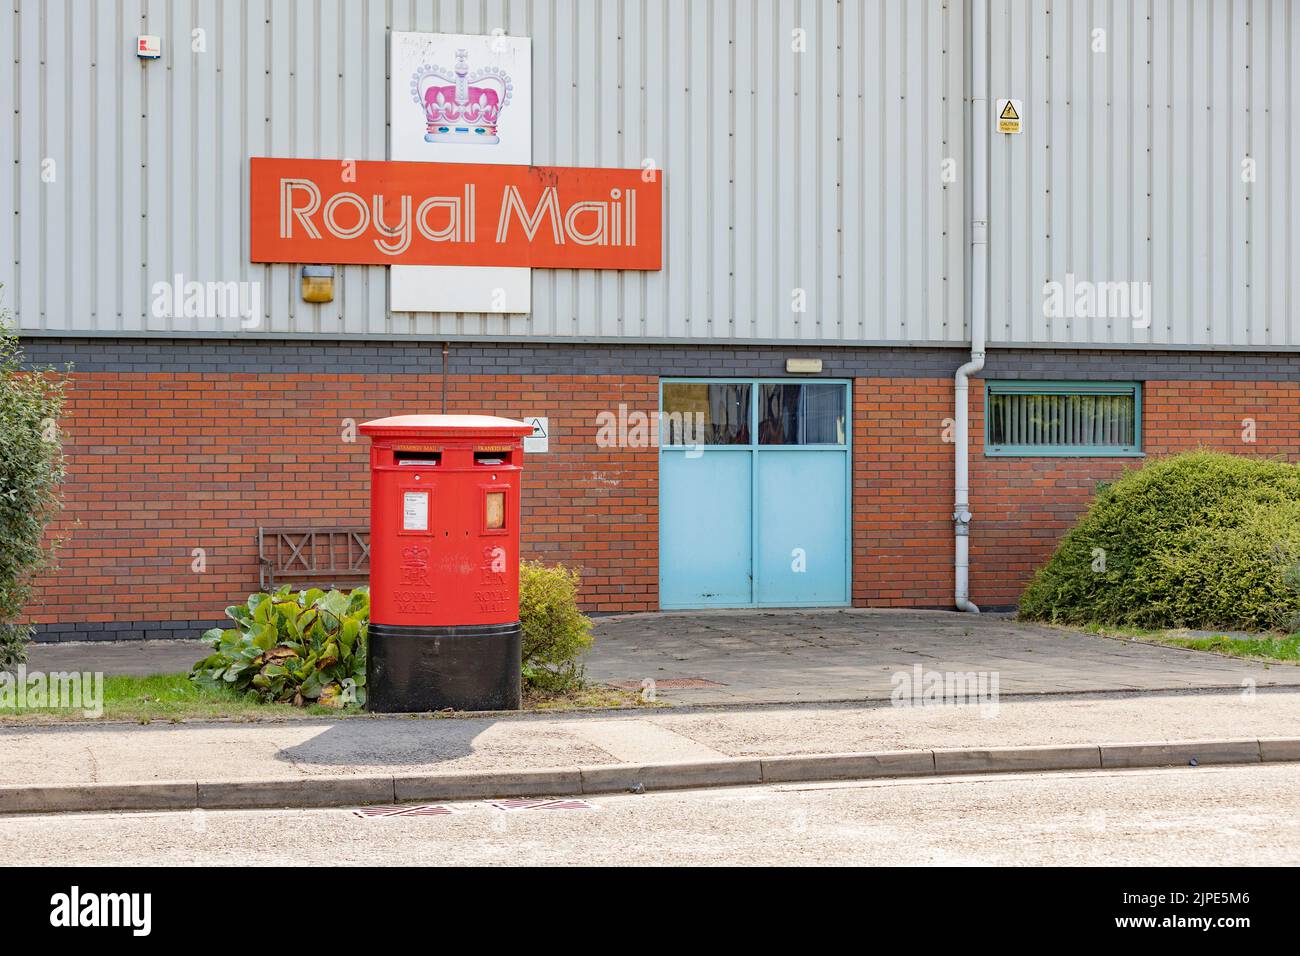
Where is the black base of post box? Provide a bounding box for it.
[367,621,522,713]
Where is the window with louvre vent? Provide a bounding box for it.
[984,382,1142,457]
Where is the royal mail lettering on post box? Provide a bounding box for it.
[359,414,533,713]
[249,157,663,271]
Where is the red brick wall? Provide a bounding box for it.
[967,385,1132,607]
[968,379,1300,607]
[852,378,954,606]
[29,372,659,626]
[1143,380,1300,456]
[28,371,1300,628]
[850,376,1300,609]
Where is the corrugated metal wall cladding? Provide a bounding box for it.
[2,0,964,343]
[987,0,1299,349]
[4,2,1296,348]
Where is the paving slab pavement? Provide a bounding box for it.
[583,609,1297,704]
[26,608,1298,705]
[1,688,1296,789]
[28,638,209,677]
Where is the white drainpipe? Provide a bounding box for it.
[955,0,989,613]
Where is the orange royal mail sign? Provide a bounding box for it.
[249,157,662,270]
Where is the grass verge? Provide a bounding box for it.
[1076,623,1300,664]
[0,673,338,724]
[0,672,652,724]
[524,684,662,710]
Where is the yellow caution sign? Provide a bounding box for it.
[996,98,1023,134]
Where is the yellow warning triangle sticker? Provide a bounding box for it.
[999,100,1020,121]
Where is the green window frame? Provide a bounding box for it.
[984,381,1143,457]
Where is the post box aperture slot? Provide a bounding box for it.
[474,450,512,466]
[395,451,442,466]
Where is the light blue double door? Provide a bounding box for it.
[659,379,851,609]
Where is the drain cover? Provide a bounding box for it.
[352,804,456,818]
[487,798,597,812]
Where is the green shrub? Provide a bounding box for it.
[0,629,26,675]
[192,562,594,706]
[0,305,68,672]
[1019,451,1300,631]
[191,587,369,707]
[519,560,595,694]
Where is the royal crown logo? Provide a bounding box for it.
[401,545,429,568]
[410,49,513,145]
[399,544,430,586]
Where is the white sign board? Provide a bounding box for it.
[995,98,1023,134]
[389,31,532,314]
[523,416,549,453]
[402,491,429,531]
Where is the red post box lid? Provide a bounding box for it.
[358,414,533,440]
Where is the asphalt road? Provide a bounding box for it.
[5,763,1298,866]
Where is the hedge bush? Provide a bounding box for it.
[1019,451,1300,632]
[0,306,67,672]
[519,560,594,693]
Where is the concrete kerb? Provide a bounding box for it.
[761,750,937,782]
[1259,737,1300,762]
[1099,738,1262,769]
[581,758,764,792]
[1,737,1296,816]
[395,768,583,802]
[197,775,396,810]
[932,744,1102,775]
[0,780,199,815]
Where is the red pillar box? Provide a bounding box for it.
[359,414,533,712]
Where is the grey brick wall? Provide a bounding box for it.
[20,336,1300,381]
[31,619,225,643]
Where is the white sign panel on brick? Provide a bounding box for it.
[389,31,532,314]
[523,416,549,453]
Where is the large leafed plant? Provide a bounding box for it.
[191,587,369,707]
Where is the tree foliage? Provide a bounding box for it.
[0,302,68,671]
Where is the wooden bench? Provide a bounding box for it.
[257,527,371,592]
